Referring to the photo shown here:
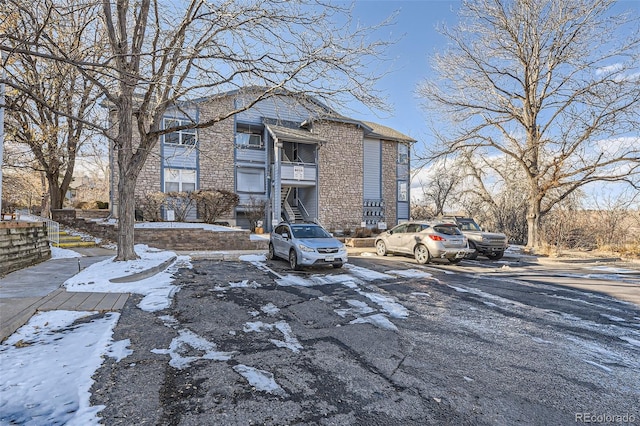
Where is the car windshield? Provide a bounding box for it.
[291,225,332,238]
[433,224,462,235]
[457,221,481,231]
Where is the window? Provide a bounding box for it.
[391,224,408,234]
[164,168,196,192]
[398,182,408,202]
[398,143,409,164]
[163,118,197,145]
[237,168,265,193]
[235,132,262,148]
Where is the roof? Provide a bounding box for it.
[264,121,326,145]
[361,121,416,144]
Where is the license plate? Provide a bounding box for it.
[325,256,335,262]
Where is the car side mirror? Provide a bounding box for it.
[282,232,290,239]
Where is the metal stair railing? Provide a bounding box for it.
[15,211,60,246]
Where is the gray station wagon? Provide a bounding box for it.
[268,222,348,270]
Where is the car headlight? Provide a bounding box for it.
[298,244,315,253]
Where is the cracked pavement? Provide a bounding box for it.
[90,257,640,425]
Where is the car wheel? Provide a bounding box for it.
[289,250,301,270]
[466,242,478,260]
[414,244,431,264]
[487,251,504,260]
[375,240,387,256]
[268,243,276,260]
[448,257,463,264]
[332,262,343,269]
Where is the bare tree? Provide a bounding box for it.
[414,160,463,217]
[1,0,104,215]
[417,0,640,249]
[2,0,395,260]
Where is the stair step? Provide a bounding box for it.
[53,241,97,248]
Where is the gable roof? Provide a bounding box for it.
[264,120,326,145]
[360,121,416,144]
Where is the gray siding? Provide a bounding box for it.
[235,147,267,163]
[163,145,197,168]
[397,163,410,181]
[397,202,409,220]
[363,138,381,199]
[298,187,318,219]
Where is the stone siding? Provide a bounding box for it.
[198,97,236,193]
[134,133,162,200]
[314,121,364,230]
[108,111,162,217]
[0,222,51,277]
[382,141,398,226]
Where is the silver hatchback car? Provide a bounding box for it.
[268,222,348,270]
[375,221,471,264]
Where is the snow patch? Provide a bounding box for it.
[151,329,234,369]
[233,364,285,395]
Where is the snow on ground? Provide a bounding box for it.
[63,244,191,312]
[0,310,122,425]
[50,245,83,259]
[5,238,637,425]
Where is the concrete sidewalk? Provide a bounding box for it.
[0,247,120,342]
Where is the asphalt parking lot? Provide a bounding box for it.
[90,254,640,425]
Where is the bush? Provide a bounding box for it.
[165,192,195,222]
[244,196,268,232]
[191,189,239,224]
[136,192,166,222]
[74,201,98,209]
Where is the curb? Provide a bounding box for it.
[109,256,177,283]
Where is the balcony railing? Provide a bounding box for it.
[280,162,316,184]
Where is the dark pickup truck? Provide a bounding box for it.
[441,217,508,260]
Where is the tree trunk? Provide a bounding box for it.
[526,196,541,250]
[114,87,140,261]
[49,182,63,210]
[116,172,138,261]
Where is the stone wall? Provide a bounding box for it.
[0,222,51,277]
[77,209,111,220]
[314,121,364,230]
[53,214,267,251]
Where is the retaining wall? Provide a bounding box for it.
[51,210,266,251]
[0,222,51,277]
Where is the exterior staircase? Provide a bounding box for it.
[281,188,304,223]
[52,231,97,248]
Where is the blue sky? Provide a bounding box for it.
[343,0,460,148]
[343,0,639,158]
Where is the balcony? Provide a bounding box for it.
[279,162,317,186]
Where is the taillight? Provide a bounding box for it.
[429,235,445,241]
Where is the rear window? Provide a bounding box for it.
[433,224,462,235]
